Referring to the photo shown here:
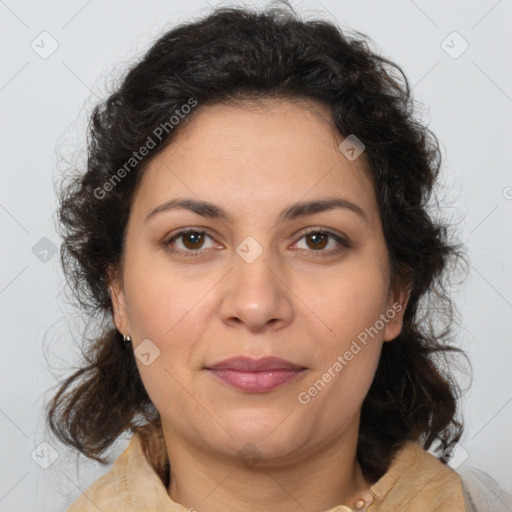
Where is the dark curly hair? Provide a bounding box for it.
[46,3,468,485]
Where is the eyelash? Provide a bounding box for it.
[163,227,350,258]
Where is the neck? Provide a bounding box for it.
[164,426,370,512]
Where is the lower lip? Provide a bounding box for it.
[206,368,305,392]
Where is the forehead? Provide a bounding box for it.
[131,98,379,226]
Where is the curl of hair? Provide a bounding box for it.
[47,4,468,483]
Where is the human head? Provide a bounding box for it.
[47,4,464,483]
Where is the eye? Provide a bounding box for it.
[292,228,350,256]
[164,227,350,257]
[164,228,219,257]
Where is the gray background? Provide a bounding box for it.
[1,0,511,510]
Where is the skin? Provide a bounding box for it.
[110,98,410,512]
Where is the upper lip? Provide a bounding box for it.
[205,356,306,371]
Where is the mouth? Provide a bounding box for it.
[204,356,308,392]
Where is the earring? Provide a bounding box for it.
[123,334,131,346]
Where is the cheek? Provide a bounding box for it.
[121,251,216,403]
[122,246,211,340]
[318,260,390,345]
[300,296,385,429]
[299,260,388,413]
[299,345,381,436]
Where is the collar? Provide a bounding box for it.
[114,431,463,511]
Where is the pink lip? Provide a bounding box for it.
[205,356,307,392]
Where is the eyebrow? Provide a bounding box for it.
[145,197,368,225]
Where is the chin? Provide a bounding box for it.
[219,410,303,456]
[225,435,302,468]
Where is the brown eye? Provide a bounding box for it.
[181,231,205,250]
[305,232,329,250]
[293,229,349,256]
[165,229,218,257]
[164,227,349,258]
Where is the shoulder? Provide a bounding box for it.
[66,433,182,512]
[371,442,465,512]
[458,465,512,512]
[66,442,131,512]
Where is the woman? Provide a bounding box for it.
[47,4,471,511]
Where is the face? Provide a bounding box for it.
[110,98,409,466]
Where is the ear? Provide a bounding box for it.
[107,265,130,336]
[382,281,411,342]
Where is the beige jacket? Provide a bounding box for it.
[67,433,466,511]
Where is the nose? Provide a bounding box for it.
[218,245,294,334]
